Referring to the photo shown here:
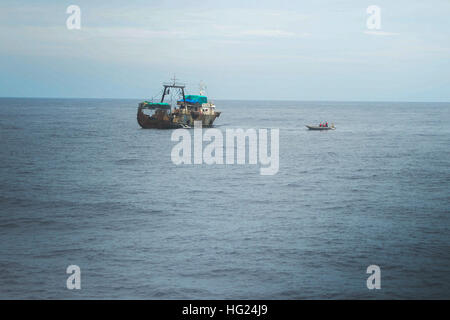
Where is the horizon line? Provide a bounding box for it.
[0,96,449,104]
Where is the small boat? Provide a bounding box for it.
[306,124,335,130]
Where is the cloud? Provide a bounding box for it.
[240,29,296,38]
[364,30,400,36]
[86,27,191,40]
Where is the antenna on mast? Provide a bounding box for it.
[171,74,178,86]
[199,80,207,96]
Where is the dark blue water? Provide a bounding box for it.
[0,98,449,299]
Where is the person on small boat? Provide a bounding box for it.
[325,122,328,127]
[319,123,322,127]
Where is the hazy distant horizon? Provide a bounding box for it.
[1,96,449,104]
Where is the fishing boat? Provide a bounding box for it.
[306,124,336,130]
[137,78,221,129]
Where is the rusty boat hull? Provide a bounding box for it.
[137,106,182,129]
[172,110,221,128]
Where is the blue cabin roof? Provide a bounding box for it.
[178,95,207,104]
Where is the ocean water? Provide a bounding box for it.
[0,98,449,299]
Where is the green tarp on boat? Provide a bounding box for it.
[142,101,171,109]
[178,95,208,104]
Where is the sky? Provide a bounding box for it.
[0,0,449,101]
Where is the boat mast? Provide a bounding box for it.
[161,75,186,106]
